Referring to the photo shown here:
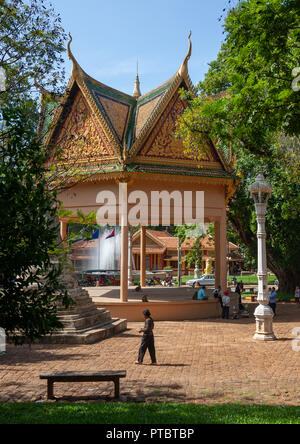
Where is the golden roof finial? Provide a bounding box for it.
[67,33,85,79]
[178,31,192,78]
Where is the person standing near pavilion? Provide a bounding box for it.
[269,287,277,316]
[222,291,231,319]
[235,282,242,308]
[213,285,223,309]
[135,309,157,365]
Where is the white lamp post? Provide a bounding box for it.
[249,171,276,341]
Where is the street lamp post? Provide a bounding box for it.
[177,237,182,287]
[249,171,276,341]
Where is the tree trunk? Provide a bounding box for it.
[266,255,299,294]
[229,212,299,295]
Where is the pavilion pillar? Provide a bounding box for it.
[120,182,128,302]
[215,216,227,291]
[128,227,134,286]
[140,226,146,287]
[120,224,129,302]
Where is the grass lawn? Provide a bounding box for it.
[175,274,277,286]
[0,402,300,424]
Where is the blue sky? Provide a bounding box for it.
[50,0,229,95]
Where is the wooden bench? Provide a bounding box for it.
[40,370,126,400]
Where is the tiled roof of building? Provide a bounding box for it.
[72,239,98,250]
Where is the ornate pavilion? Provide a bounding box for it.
[40,34,238,307]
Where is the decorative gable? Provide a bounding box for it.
[134,79,173,140]
[84,79,136,148]
[52,89,116,164]
[134,88,221,168]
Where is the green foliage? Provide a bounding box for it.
[228,148,300,292]
[183,237,203,269]
[0,0,72,344]
[0,0,66,107]
[0,402,300,424]
[0,104,73,344]
[177,0,300,292]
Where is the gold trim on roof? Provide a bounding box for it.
[128,34,197,162]
[178,31,192,78]
[129,73,184,160]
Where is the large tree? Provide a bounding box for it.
[0,0,74,344]
[177,0,300,293]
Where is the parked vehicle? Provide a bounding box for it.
[186,274,215,288]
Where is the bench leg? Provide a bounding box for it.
[114,379,120,398]
[47,380,54,400]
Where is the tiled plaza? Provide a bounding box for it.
[0,303,299,405]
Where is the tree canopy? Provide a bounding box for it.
[0,0,73,344]
[177,0,300,292]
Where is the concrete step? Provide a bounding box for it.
[40,318,127,344]
[59,310,112,330]
[58,305,107,316]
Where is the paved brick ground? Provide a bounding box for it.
[0,303,300,405]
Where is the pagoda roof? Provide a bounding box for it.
[41,33,194,154]
[39,33,237,183]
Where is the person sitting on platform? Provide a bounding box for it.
[197,286,208,301]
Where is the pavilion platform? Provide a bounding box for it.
[86,286,225,321]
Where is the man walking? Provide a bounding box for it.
[135,309,157,365]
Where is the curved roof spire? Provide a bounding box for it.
[132,60,142,99]
[178,31,192,78]
[67,33,86,79]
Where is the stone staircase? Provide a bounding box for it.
[40,269,127,344]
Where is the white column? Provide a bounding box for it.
[128,227,134,286]
[140,226,146,287]
[120,183,128,302]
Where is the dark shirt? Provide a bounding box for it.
[141,317,154,335]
